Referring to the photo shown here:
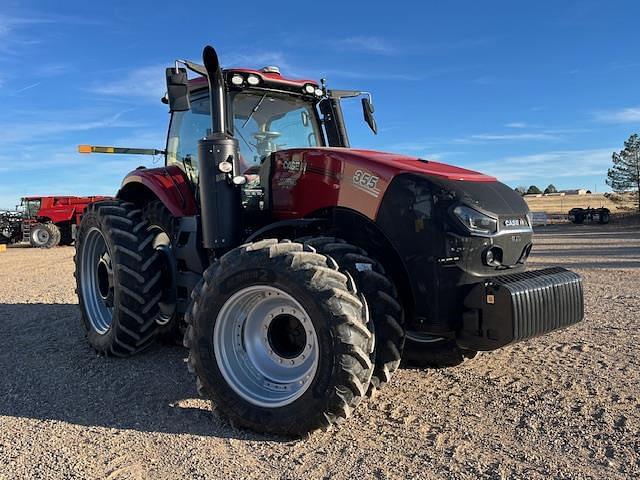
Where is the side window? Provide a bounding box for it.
[167,96,211,180]
[268,108,319,151]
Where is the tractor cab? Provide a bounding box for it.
[20,197,42,218]
[164,61,376,185]
[166,70,325,183]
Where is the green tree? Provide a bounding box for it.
[543,184,557,194]
[607,134,640,212]
[526,185,542,195]
[514,186,526,195]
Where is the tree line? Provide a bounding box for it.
[514,184,558,196]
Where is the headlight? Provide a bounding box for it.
[247,75,260,86]
[453,205,497,235]
[231,74,244,86]
[303,84,316,94]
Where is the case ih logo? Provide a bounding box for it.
[282,159,302,172]
[503,218,527,227]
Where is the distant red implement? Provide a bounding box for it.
[20,195,111,248]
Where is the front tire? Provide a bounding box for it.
[184,239,374,436]
[75,200,164,356]
[30,223,60,248]
[297,237,405,393]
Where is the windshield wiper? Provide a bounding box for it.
[242,93,267,128]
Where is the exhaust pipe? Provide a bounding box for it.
[197,45,241,250]
[203,45,227,135]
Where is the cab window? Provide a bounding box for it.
[233,92,322,172]
[167,92,323,178]
[166,96,210,181]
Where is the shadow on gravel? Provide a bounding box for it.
[528,260,640,269]
[0,303,282,442]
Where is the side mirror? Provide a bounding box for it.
[165,67,191,112]
[362,97,377,134]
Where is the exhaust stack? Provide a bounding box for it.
[197,45,241,250]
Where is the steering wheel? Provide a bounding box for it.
[253,131,281,157]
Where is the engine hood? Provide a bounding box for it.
[333,148,497,182]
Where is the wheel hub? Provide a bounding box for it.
[96,253,114,305]
[267,314,307,360]
[33,228,49,244]
[214,285,319,408]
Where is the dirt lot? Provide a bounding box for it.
[1,224,639,479]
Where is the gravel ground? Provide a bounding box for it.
[0,223,639,479]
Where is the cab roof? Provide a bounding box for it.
[187,68,318,90]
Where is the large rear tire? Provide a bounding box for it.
[75,200,164,356]
[184,239,375,436]
[297,237,404,394]
[142,200,182,343]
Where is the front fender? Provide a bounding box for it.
[118,165,197,217]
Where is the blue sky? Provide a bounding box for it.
[1,0,639,208]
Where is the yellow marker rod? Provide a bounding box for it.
[78,145,165,156]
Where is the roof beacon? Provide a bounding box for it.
[261,66,281,75]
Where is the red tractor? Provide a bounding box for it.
[20,195,110,248]
[75,45,584,436]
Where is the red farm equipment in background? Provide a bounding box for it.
[20,195,111,248]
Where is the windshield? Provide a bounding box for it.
[232,92,322,171]
[166,91,323,178]
[22,199,41,217]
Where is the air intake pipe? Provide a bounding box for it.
[197,45,241,250]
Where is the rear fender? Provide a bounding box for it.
[117,166,197,217]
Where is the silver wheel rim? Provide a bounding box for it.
[32,228,49,245]
[405,331,444,343]
[80,227,114,334]
[214,285,319,408]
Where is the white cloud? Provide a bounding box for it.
[223,51,295,72]
[88,65,166,101]
[388,141,433,152]
[505,122,528,128]
[467,148,613,183]
[455,132,561,143]
[0,111,141,145]
[320,68,422,81]
[0,13,100,56]
[595,107,640,124]
[14,82,41,94]
[332,36,396,55]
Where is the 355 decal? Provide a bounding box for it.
[352,169,381,197]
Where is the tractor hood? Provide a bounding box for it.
[324,147,497,183]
